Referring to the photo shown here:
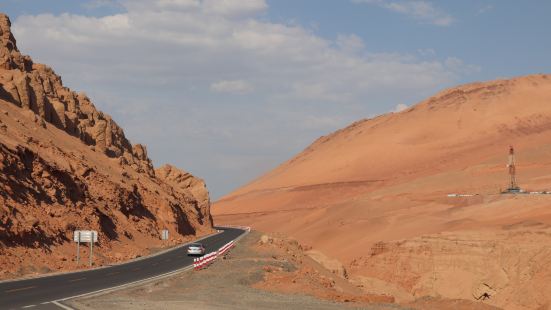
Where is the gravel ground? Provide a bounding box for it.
[67,232,405,310]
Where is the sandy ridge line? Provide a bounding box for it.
[218,180,385,202]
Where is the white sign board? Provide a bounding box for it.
[74,230,98,243]
[161,229,169,240]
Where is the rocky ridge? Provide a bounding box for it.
[0,14,153,176]
[0,13,212,278]
[156,164,212,224]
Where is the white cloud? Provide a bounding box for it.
[445,57,481,75]
[417,48,436,57]
[11,0,472,197]
[477,4,494,15]
[82,0,122,10]
[393,103,408,112]
[122,0,200,12]
[336,34,365,55]
[353,0,454,26]
[210,80,253,94]
[202,0,267,17]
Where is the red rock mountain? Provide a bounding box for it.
[214,74,551,309]
[0,13,212,278]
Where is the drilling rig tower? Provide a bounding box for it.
[506,145,521,193]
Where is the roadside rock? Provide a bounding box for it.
[156,164,212,225]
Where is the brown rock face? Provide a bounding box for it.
[156,164,212,226]
[0,14,152,175]
[0,14,31,71]
[0,13,213,279]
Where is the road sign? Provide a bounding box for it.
[161,229,169,240]
[73,230,98,267]
[74,230,98,243]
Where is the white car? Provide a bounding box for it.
[187,243,206,256]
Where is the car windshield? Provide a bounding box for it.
[189,243,202,247]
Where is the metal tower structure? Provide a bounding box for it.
[507,145,520,191]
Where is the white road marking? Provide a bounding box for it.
[51,301,73,310]
[22,305,36,308]
[51,265,194,305]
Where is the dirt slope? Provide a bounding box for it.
[214,74,551,309]
[0,13,212,279]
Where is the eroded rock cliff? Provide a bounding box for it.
[0,13,213,279]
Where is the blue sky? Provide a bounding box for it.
[1,0,550,199]
[267,0,551,82]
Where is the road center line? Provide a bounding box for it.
[22,305,36,308]
[4,286,36,293]
[107,271,120,276]
[68,277,86,282]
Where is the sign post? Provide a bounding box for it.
[76,231,81,265]
[74,230,98,267]
[89,232,93,267]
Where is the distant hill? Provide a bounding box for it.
[214,73,551,308]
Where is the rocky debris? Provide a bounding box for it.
[348,229,551,309]
[305,250,348,279]
[254,232,395,305]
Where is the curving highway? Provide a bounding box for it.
[0,227,246,309]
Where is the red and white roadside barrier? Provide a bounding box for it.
[193,240,236,270]
[217,240,235,256]
[221,225,251,232]
[193,226,251,271]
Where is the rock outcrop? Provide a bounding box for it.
[0,14,154,176]
[156,164,212,225]
[0,13,213,279]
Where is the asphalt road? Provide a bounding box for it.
[0,227,246,309]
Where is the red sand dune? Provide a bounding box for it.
[214,74,551,309]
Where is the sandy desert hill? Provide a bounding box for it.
[214,74,551,309]
[0,13,213,279]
